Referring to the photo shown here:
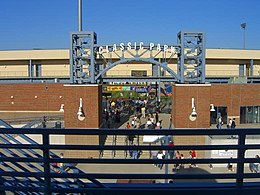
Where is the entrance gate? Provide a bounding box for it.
[70,31,205,84]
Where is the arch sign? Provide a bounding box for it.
[70,31,205,84]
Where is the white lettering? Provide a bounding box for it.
[157,44,161,51]
[149,43,154,50]
[171,46,176,53]
[120,43,125,51]
[112,44,117,52]
[163,45,168,52]
[96,42,177,54]
[139,42,144,50]
[98,46,103,54]
[127,42,132,50]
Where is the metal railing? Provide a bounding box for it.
[0,128,260,194]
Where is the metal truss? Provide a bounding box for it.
[70,31,206,84]
[177,32,206,83]
[70,31,98,84]
[96,45,180,83]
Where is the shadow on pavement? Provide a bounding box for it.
[172,167,217,183]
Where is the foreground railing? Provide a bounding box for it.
[0,128,260,195]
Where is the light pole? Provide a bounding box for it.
[78,0,82,32]
[241,23,246,49]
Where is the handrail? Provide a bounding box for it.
[0,128,260,194]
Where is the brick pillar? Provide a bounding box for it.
[171,84,211,158]
[63,84,102,158]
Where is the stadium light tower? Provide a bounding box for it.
[240,23,246,49]
[78,0,82,32]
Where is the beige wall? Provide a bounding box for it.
[1,48,260,78]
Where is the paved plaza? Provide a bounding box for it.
[77,112,260,184]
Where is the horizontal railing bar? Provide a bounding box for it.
[1,157,259,165]
[50,173,238,180]
[4,185,258,194]
[0,128,258,135]
[40,144,255,150]
[1,144,260,151]
[0,172,244,180]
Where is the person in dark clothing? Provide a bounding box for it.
[155,112,159,123]
[128,135,135,145]
[231,118,236,129]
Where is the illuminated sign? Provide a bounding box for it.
[135,87,148,93]
[107,86,122,91]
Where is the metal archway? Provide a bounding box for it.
[70,31,205,84]
[95,58,179,82]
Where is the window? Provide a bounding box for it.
[131,70,147,77]
[210,106,228,125]
[35,64,42,77]
[240,106,260,124]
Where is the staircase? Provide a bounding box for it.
[101,134,162,159]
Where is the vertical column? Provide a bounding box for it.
[250,59,254,76]
[239,64,245,77]
[171,84,211,158]
[177,32,205,83]
[64,84,102,158]
[28,59,34,78]
[70,32,98,84]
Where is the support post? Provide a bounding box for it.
[43,132,51,194]
[236,132,246,190]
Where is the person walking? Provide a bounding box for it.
[252,155,260,173]
[168,141,175,159]
[157,150,164,170]
[132,145,138,159]
[231,118,236,129]
[216,114,223,129]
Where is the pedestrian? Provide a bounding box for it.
[128,134,135,145]
[59,153,65,170]
[216,115,223,129]
[227,157,234,172]
[189,150,197,168]
[173,151,181,171]
[252,155,260,173]
[228,118,232,129]
[157,150,164,170]
[141,106,146,118]
[126,122,131,129]
[146,119,152,129]
[155,112,159,123]
[131,118,135,127]
[132,145,138,159]
[168,141,175,159]
[231,118,236,129]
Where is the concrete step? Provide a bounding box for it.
[103,135,163,158]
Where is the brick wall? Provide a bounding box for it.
[172,84,211,128]
[64,84,102,158]
[211,84,260,118]
[171,83,260,158]
[0,83,102,158]
[0,83,65,119]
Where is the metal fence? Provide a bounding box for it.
[0,128,260,195]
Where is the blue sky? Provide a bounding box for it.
[0,0,260,50]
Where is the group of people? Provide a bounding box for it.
[152,141,198,171]
[216,115,236,130]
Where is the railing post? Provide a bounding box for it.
[236,131,246,193]
[164,136,169,184]
[43,132,51,194]
[125,136,128,158]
